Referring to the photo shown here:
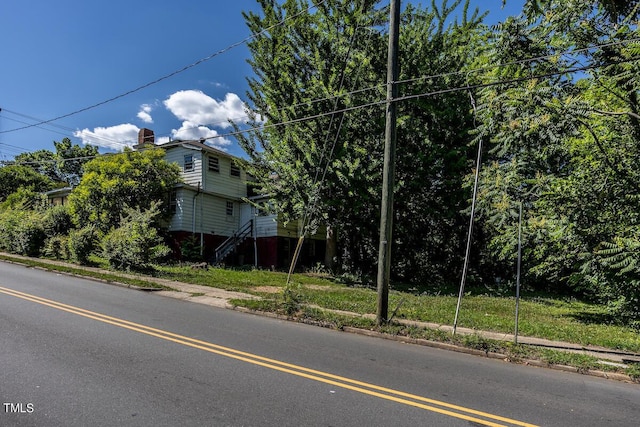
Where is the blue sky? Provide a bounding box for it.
[0,0,523,161]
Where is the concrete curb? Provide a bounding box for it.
[340,326,635,383]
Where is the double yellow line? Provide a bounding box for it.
[0,285,537,427]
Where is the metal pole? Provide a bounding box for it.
[376,0,401,325]
[453,134,483,335]
[515,201,523,344]
[253,216,258,268]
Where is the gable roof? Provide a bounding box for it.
[135,140,239,162]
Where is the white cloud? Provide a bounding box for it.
[170,121,231,150]
[137,104,154,123]
[163,90,249,129]
[74,124,139,150]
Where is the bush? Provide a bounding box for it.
[0,209,46,256]
[0,209,19,252]
[1,187,48,211]
[179,235,202,261]
[68,226,98,265]
[101,203,170,271]
[42,204,74,238]
[43,235,70,260]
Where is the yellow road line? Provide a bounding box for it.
[0,285,537,427]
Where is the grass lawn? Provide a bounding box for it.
[152,262,640,353]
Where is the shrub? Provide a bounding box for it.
[42,204,74,238]
[0,209,19,252]
[68,226,98,265]
[43,235,70,260]
[0,209,46,256]
[1,187,48,211]
[101,203,170,271]
[179,235,202,261]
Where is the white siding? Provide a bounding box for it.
[202,154,247,198]
[169,187,240,237]
[160,143,323,243]
[164,146,203,187]
[255,214,278,237]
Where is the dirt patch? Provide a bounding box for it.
[252,286,281,294]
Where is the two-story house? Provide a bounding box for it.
[135,129,325,269]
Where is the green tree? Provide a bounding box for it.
[14,137,99,186]
[54,138,100,186]
[240,0,486,283]
[239,0,386,273]
[0,164,55,201]
[13,149,58,182]
[473,0,640,315]
[68,148,181,231]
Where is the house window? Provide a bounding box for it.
[226,201,234,216]
[230,162,241,177]
[184,154,194,172]
[208,157,219,172]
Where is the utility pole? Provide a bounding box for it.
[376,0,401,325]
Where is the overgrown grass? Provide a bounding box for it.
[152,263,338,294]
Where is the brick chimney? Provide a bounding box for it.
[138,128,155,145]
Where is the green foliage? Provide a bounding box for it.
[179,236,203,262]
[68,148,181,232]
[0,208,45,256]
[0,165,55,202]
[0,187,48,211]
[43,235,70,260]
[101,203,171,271]
[42,204,74,238]
[14,137,99,186]
[240,0,486,282]
[68,226,98,265]
[282,282,303,316]
[469,0,640,326]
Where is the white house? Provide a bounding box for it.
[134,129,325,269]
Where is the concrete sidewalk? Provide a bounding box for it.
[3,253,639,366]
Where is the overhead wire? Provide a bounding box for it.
[164,36,640,147]
[4,34,636,157]
[193,54,640,146]
[3,22,638,167]
[286,5,376,282]
[0,0,329,136]
[4,53,639,170]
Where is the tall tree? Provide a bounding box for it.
[14,138,99,186]
[238,0,386,273]
[239,0,486,283]
[474,0,640,316]
[54,138,100,186]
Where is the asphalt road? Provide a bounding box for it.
[1,261,639,427]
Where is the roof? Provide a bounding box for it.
[44,187,73,197]
[135,140,239,161]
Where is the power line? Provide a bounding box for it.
[396,36,640,86]
[5,29,635,149]
[5,32,638,160]
[0,0,328,135]
[5,54,638,169]
[199,55,640,143]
